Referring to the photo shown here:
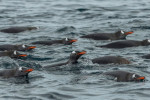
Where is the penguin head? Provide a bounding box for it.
[14,67,33,77]
[68,50,86,64]
[27,27,38,30]
[141,39,150,46]
[62,38,77,45]
[129,73,145,82]
[17,44,36,51]
[116,30,133,39]
[7,50,27,58]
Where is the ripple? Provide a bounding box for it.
[0,0,150,100]
[56,26,76,33]
[39,92,76,99]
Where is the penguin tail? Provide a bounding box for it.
[96,45,105,48]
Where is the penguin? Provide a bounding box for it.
[80,30,133,40]
[0,67,33,78]
[99,39,150,48]
[43,50,86,68]
[104,70,145,82]
[31,38,77,45]
[0,26,38,33]
[92,56,130,64]
[0,44,36,51]
[142,54,150,59]
[0,50,27,58]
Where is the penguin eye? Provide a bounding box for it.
[132,74,136,79]
[18,67,23,71]
[147,40,150,43]
[72,51,76,54]
[22,44,26,48]
[121,30,124,34]
[14,51,17,55]
[65,38,68,41]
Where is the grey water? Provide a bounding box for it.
[0,0,150,100]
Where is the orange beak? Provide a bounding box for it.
[19,54,27,57]
[77,51,86,55]
[136,76,145,80]
[125,31,134,35]
[25,68,33,72]
[69,39,77,43]
[28,46,36,49]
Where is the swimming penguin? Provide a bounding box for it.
[0,44,36,51]
[43,50,86,68]
[92,56,130,64]
[80,30,133,40]
[142,54,150,59]
[99,39,150,48]
[0,67,33,78]
[31,38,77,45]
[0,50,27,58]
[104,70,145,82]
[0,26,38,33]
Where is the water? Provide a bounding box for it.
[0,0,150,100]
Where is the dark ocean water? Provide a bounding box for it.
[0,0,150,100]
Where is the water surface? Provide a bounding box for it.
[0,0,150,100]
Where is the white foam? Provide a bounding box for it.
[148,40,150,43]
[36,26,39,29]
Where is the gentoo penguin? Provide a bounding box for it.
[43,50,86,68]
[0,26,38,33]
[0,50,27,58]
[0,67,33,78]
[142,54,150,59]
[92,56,130,64]
[80,30,133,40]
[31,38,77,45]
[104,70,145,82]
[99,39,150,48]
[0,44,36,51]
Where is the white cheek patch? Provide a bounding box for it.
[121,30,124,34]
[147,40,150,43]
[65,38,68,41]
[14,51,17,55]
[19,67,22,71]
[22,44,26,48]
[132,74,136,78]
[114,77,117,81]
[72,51,76,54]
